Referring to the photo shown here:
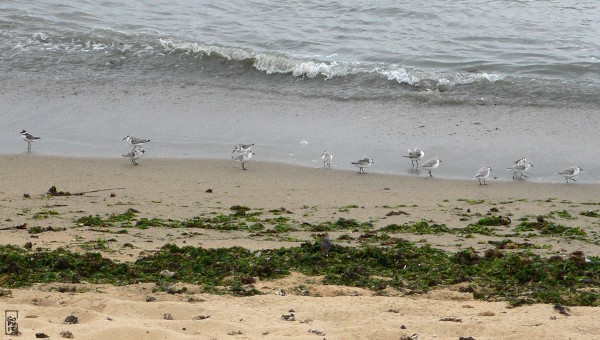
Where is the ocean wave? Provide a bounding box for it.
[2,29,597,106]
[159,39,254,61]
[158,39,505,91]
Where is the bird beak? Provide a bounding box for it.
[122,137,127,140]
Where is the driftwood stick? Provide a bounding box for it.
[47,186,126,197]
[75,187,126,195]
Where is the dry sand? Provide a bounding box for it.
[1,155,600,339]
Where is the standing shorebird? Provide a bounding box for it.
[403,147,424,167]
[475,166,492,185]
[514,157,527,165]
[352,158,374,174]
[320,236,332,256]
[321,151,333,168]
[418,158,441,177]
[507,162,533,179]
[122,147,145,165]
[20,130,40,152]
[558,166,583,183]
[123,135,151,151]
[232,150,255,170]
[233,143,254,153]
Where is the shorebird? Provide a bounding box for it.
[321,151,333,168]
[233,143,254,153]
[507,162,533,179]
[514,157,527,165]
[558,166,582,183]
[232,150,255,170]
[403,147,424,167]
[123,135,151,151]
[122,147,145,165]
[418,158,441,177]
[475,166,492,185]
[20,130,40,152]
[352,158,374,174]
[320,236,332,256]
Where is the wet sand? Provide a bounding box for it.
[1,76,599,182]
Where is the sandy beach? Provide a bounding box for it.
[1,155,600,339]
[3,2,600,339]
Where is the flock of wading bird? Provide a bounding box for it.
[227,144,583,184]
[321,147,583,184]
[19,130,583,184]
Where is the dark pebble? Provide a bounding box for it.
[64,315,78,324]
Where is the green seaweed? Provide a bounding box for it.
[379,221,451,235]
[513,220,587,239]
[553,210,575,219]
[1,242,598,305]
[309,218,373,232]
[338,205,359,212]
[32,210,59,220]
[581,210,600,218]
[458,198,485,205]
[474,215,511,227]
[455,224,498,236]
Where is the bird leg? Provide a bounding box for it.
[428,170,432,177]
[242,162,247,170]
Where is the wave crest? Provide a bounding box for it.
[158,40,504,91]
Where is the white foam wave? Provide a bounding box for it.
[159,39,253,60]
[253,53,504,89]
[254,55,347,79]
[379,67,420,85]
[152,40,506,89]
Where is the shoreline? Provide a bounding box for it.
[0,152,594,185]
[0,152,600,191]
[1,76,599,184]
